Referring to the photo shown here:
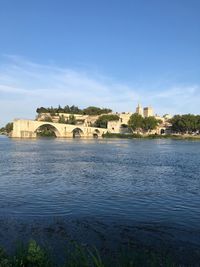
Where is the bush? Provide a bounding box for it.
[94,115,119,128]
[103,133,142,139]
[0,240,178,267]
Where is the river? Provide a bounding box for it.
[0,135,200,264]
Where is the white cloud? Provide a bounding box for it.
[0,55,199,126]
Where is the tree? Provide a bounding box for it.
[58,115,66,124]
[49,106,56,116]
[170,114,200,134]
[5,122,13,133]
[69,105,82,114]
[128,113,143,133]
[83,106,112,115]
[36,105,112,116]
[67,115,76,125]
[41,116,53,122]
[197,115,200,132]
[63,105,70,113]
[142,116,160,132]
[94,114,119,128]
[0,127,6,133]
[36,107,48,113]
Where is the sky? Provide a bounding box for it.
[0,0,200,126]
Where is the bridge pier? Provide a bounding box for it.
[20,131,37,138]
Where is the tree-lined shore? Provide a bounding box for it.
[103,132,200,140]
[1,104,200,138]
[35,106,200,135]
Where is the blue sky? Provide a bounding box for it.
[0,0,199,126]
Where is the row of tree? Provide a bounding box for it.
[170,114,200,133]
[128,114,200,134]
[36,105,112,116]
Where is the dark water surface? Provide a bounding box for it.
[0,136,200,263]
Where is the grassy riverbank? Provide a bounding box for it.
[103,132,200,140]
[0,240,179,267]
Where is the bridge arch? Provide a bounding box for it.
[11,119,106,138]
[34,123,61,137]
[160,128,165,135]
[93,129,100,138]
[72,127,84,138]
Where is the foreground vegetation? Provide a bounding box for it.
[103,133,142,139]
[0,122,13,135]
[94,114,119,128]
[0,240,182,267]
[128,114,161,133]
[127,113,200,135]
[171,114,200,133]
[103,132,200,140]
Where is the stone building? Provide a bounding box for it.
[135,104,143,116]
[107,120,122,133]
[143,106,153,117]
[119,112,133,124]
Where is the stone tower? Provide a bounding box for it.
[136,103,143,116]
[143,106,154,117]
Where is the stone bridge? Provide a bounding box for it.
[11,119,107,138]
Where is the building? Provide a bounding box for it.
[36,113,100,126]
[163,114,172,120]
[136,104,143,116]
[119,112,133,125]
[107,120,121,133]
[36,103,165,135]
[143,106,153,117]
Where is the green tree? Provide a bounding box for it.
[49,106,56,116]
[128,113,143,133]
[41,116,53,122]
[197,115,200,132]
[36,107,48,113]
[67,114,76,125]
[94,114,119,128]
[142,116,161,132]
[83,106,112,115]
[69,105,82,114]
[0,127,6,133]
[36,105,112,116]
[5,122,13,133]
[63,105,70,113]
[170,114,200,133]
[58,115,66,124]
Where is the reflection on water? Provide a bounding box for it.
[0,135,200,263]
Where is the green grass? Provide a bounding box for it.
[0,240,181,267]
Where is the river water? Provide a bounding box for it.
[0,136,200,263]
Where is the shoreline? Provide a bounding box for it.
[1,132,200,141]
[102,132,200,140]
